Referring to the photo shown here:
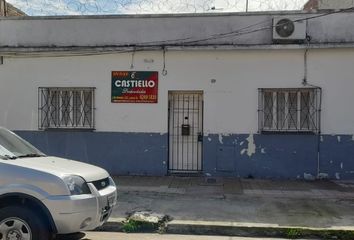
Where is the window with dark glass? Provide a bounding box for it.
[258,88,321,133]
[38,87,95,130]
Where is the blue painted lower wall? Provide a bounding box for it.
[320,135,354,180]
[15,131,354,180]
[16,131,168,176]
[203,134,318,179]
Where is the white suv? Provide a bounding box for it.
[0,127,117,240]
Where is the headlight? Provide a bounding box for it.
[108,176,116,187]
[63,175,91,195]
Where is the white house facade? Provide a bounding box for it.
[1,10,354,179]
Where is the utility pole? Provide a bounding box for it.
[246,0,249,12]
[0,0,6,17]
[0,0,4,64]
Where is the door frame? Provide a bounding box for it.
[167,90,204,174]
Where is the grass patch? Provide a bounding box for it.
[122,219,159,233]
[285,228,301,239]
[280,228,354,240]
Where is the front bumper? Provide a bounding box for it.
[43,182,117,234]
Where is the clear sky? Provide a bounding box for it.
[7,0,308,16]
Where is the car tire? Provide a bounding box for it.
[0,205,51,240]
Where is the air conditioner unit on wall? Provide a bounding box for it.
[272,17,307,43]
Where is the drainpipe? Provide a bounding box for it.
[302,47,322,178]
[0,0,4,65]
[317,91,322,178]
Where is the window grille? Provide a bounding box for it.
[258,88,321,133]
[38,87,95,130]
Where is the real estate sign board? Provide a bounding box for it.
[111,71,158,103]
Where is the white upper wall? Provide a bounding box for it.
[1,11,354,48]
[0,14,271,47]
[0,48,354,134]
[1,12,354,135]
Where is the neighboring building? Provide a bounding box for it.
[304,0,354,10]
[6,2,26,16]
[303,0,319,10]
[1,11,354,179]
[0,1,26,16]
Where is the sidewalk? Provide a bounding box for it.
[105,176,354,237]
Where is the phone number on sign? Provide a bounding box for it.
[139,95,157,100]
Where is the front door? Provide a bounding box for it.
[168,91,203,173]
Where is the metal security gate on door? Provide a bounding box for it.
[168,91,203,173]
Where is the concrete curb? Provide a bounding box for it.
[99,218,354,239]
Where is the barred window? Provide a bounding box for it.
[258,88,321,133]
[38,87,95,130]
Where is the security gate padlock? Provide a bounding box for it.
[198,132,203,142]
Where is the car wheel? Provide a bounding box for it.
[0,206,51,240]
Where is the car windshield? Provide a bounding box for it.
[0,128,45,159]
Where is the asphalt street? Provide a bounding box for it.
[81,232,299,240]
